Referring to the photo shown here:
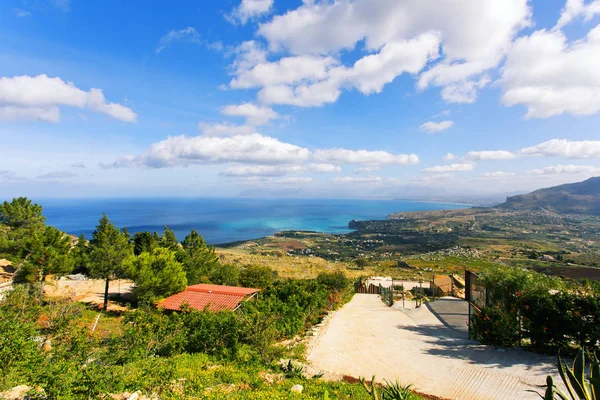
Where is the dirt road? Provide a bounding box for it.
[45,278,134,311]
[307,294,558,400]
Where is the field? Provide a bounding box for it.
[216,207,600,282]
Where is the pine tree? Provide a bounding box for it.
[178,229,220,285]
[159,226,179,251]
[89,214,132,311]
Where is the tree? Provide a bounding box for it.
[239,265,275,289]
[177,229,220,285]
[89,214,132,311]
[0,197,46,260]
[71,234,90,274]
[159,226,179,251]
[133,231,159,256]
[127,248,187,306]
[0,197,45,230]
[210,264,240,286]
[16,226,74,289]
[355,257,369,270]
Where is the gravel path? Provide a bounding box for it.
[307,294,559,400]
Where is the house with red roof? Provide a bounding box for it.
[158,283,260,312]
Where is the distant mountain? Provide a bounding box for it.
[498,177,600,215]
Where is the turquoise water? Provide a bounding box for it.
[40,198,470,245]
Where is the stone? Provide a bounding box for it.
[1,385,32,400]
[290,384,303,393]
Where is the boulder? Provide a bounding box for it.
[290,384,303,393]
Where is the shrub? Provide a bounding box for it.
[239,265,276,289]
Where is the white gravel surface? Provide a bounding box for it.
[307,294,560,400]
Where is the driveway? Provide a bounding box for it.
[307,294,559,400]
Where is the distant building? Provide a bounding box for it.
[158,283,260,312]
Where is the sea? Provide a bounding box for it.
[40,198,470,245]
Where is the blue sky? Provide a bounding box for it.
[1,0,600,199]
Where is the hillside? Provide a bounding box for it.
[498,177,600,215]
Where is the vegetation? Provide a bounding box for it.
[469,267,600,353]
[538,348,599,400]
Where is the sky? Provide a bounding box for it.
[1,0,600,199]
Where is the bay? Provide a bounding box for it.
[39,198,470,245]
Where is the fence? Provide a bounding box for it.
[464,270,487,339]
[379,284,394,307]
[354,277,380,294]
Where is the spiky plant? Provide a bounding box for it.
[536,349,599,400]
[382,380,417,400]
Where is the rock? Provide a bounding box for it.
[1,385,32,399]
[126,392,140,400]
[290,384,303,393]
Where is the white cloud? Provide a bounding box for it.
[198,122,256,137]
[0,170,23,183]
[107,134,311,168]
[242,33,441,107]
[0,75,136,122]
[354,166,381,174]
[221,163,340,177]
[256,0,530,104]
[501,24,600,118]
[423,163,474,173]
[51,0,70,12]
[420,120,454,133]
[275,176,313,184]
[230,55,338,89]
[440,76,491,104]
[432,109,451,118]
[229,0,274,25]
[314,148,419,166]
[38,170,77,179]
[220,102,278,125]
[555,0,600,29]
[332,176,382,184]
[527,164,600,176]
[0,106,60,123]
[14,8,31,17]
[412,173,455,183]
[463,150,517,161]
[156,27,202,54]
[481,171,516,178]
[519,139,600,159]
[71,162,86,169]
[443,153,456,161]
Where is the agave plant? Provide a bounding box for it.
[360,376,417,400]
[537,349,599,400]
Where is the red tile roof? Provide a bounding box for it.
[158,284,260,312]
[186,284,259,296]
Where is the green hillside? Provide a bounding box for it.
[499,177,600,215]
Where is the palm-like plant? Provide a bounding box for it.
[537,349,599,400]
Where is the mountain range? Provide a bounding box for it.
[498,177,600,215]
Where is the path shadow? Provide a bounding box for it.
[395,323,556,375]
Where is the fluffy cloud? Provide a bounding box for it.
[332,176,382,184]
[0,75,136,122]
[519,139,600,159]
[255,0,530,104]
[423,163,474,173]
[107,134,310,168]
[420,120,454,133]
[443,153,456,161]
[245,33,441,107]
[527,164,600,175]
[220,102,278,125]
[463,150,517,161]
[221,163,340,177]
[501,24,600,118]
[314,148,419,166]
[229,0,274,25]
[555,0,600,29]
[198,122,256,137]
[354,166,381,173]
[0,106,60,123]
